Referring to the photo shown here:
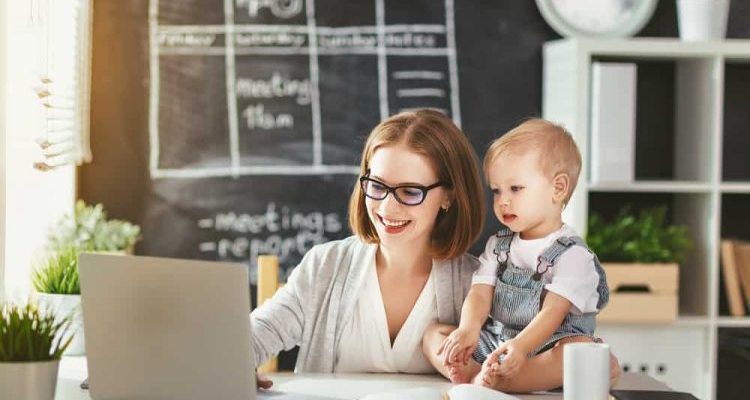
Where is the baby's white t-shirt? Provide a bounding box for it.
[472,224,601,315]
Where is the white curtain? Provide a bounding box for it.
[32,0,93,170]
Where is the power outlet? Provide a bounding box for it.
[597,325,705,396]
[620,361,669,377]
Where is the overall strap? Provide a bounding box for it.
[536,237,611,310]
[591,255,610,310]
[533,236,585,280]
[493,227,514,277]
[493,226,514,254]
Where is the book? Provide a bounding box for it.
[720,240,746,316]
[610,389,699,400]
[733,241,750,310]
[590,62,637,184]
[360,384,521,400]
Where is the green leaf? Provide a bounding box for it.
[32,246,81,295]
[0,301,72,361]
[586,205,692,263]
[47,200,140,253]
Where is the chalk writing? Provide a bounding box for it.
[235,73,311,105]
[242,104,294,130]
[197,202,344,272]
[237,0,304,19]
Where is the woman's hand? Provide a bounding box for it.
[486,339,527,379]
[436,327,479,366]
[256,372,273,389]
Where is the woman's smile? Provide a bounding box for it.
[377,213,412,234]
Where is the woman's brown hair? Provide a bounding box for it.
[348,110,485,260]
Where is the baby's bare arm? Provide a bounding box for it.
[458,284,494,331]
[437,284,495,364]
[511,291,571,354]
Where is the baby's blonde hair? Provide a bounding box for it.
[484,118,581,203]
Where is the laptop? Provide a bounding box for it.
[79,253,256,400]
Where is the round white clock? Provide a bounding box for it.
[536,0,658,38]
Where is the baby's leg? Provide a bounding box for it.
[477,336,621,393]
[421,323,481,383]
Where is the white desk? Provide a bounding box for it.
[56,356,672,400]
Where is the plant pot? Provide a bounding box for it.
[598,263,679,323]
[0,360,59,400]
[677,0,730,41]
[35,293,85,355]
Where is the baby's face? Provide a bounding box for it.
[487,150,561,239]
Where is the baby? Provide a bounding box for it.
[423,119,615,392]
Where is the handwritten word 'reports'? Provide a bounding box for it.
[237,0,303,19]
[215,231,325,262]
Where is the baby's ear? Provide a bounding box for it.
[552,173,570,203]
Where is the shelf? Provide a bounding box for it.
[546,38,750,59]
[721,183,750,193]
[677,316,712,327]
[716,317,750,328]
[588,181,712,193]
[598,316,710,328]
[544,38,750,400]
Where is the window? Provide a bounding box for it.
[1,0,93,300]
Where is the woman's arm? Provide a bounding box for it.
[250,249,318,366]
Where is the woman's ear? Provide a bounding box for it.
[441,188,454,210]
[552,173,570,204]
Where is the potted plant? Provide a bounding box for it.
[47,200,141,254]
[0,301,73,400]
[32,246,86,355]
[587,206,691,323]
[33,200,141,355]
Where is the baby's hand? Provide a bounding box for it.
[486,340,527,379]
[436,328,479,366]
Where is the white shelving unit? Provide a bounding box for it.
[543,38,750,400]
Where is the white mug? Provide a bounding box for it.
[563,342,610,400]
[677,0,731,41]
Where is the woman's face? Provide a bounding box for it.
[365,142,450,251]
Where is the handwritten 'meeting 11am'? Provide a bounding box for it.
[236,72,311,131]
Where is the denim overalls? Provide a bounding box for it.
[473,227,610,364]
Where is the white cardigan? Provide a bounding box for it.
[250,236,479,372]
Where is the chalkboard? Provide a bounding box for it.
[81,1,750,279]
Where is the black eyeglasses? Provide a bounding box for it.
[359,175,448,206]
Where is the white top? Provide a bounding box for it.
[335,260,438,373]
[472,224,601,314]
[251,236,477,372]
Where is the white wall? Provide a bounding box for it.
[1,0,8,301]
[3,2,75,301]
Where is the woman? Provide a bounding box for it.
[251,109,485,386]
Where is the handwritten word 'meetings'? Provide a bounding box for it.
[212,203,341,235]
[197,203,344,273]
